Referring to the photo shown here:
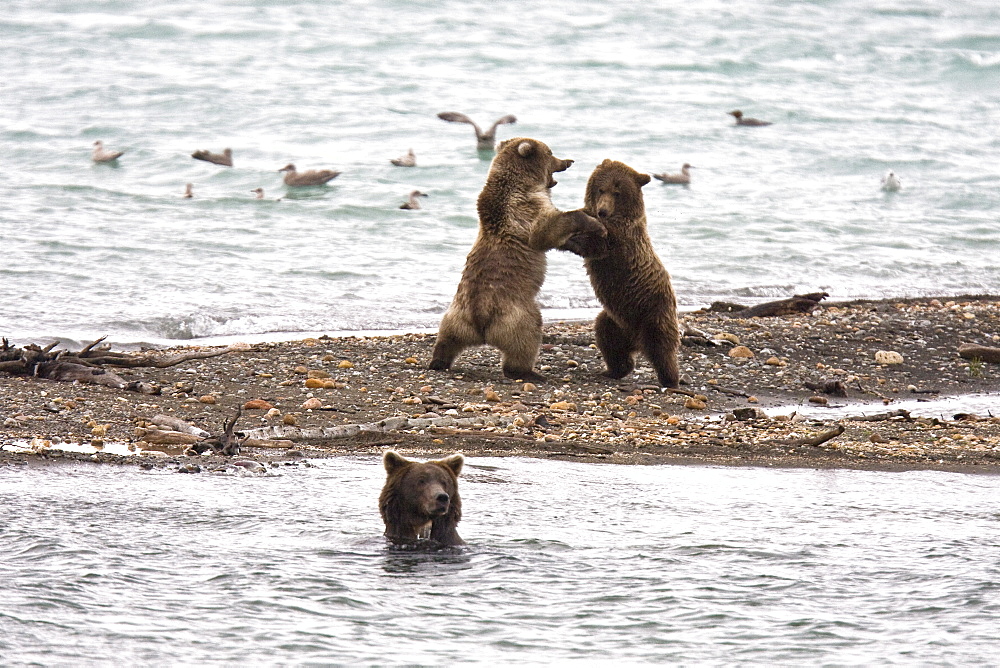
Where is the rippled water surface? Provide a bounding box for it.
[2,0,999,343]
[1,457,998,664]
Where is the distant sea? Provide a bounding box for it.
[3,0,999,345]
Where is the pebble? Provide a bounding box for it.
[405,357,418,364]
[485,389,501,402]
[302,398,322,410]
[550,401,577,411]
[266,408,281,418]
[282,414,297,426]
[338,360,354,369]
[875,350,904,365]
[765,356,786,366]
[684,397,707,410]
[198,395,216,404]
[307,369,330,379]
[293,366,308,374]
[808,395,829,405]
[714,332,741,345]
[523,383,537,392]
[402,396,422,405]
[244,399,274,410]
[729,346,755,359]
[304,378,325,388]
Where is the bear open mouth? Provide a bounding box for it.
[548,176,558,188]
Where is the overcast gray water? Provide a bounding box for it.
[1,457,998,664]
[2,0,1000,344]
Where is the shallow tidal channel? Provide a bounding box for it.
[2,457,998,664]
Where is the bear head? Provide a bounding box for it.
[493,137,574,190]
[584,159,651,225]
[379,450,464,546]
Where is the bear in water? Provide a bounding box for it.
[582,159,681,388]
[429,137,605,382]
[379,450,465,547]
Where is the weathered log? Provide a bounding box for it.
[35,361,127,388]
[773,424,845,447]
[730,292,829,318]
[848,409,911,422]
[958,343,1000,364]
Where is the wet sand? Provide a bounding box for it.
[2,296,999,473]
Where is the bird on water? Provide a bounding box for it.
[881,170,902,192]
[728,110,773,127]
[278,164,341,186]
[183,183,193,198]
[653,163,694,185]
[437,112,517,150]
[191,147,233,167]
[400,190,428,210]
[92,140,124,162]
[391,148,416,167]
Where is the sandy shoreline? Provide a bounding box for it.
[2,295,999,474]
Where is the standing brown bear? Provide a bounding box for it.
[379,450,465,547]
[429,137,605,382]
[583,159,681,388]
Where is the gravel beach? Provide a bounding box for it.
[3,296,1000,473]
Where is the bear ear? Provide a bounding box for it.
[636,172,651,187]
[517,141,534,158]
[383,450,410,474]
[436,453,464,477]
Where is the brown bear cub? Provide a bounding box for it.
[583,159,681,388]
[379,450,465,547]
[429,137,606,382]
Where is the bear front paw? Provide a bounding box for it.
[561,232,608,258]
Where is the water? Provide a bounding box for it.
[2,0,999,344]
[1,456,997,664]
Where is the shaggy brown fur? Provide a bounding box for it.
[429,137,605,382]
[583,159,681,388]
[379,451,465,547]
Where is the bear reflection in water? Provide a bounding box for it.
[379,450,465,548]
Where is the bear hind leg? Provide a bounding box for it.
[639,324,681,388]
[487,308,545,382]
[429,312,480,371]
[595,311,637,379]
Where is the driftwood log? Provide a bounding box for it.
[708,292,829,318]
[0,336,244,391]
[958,344,1000,364]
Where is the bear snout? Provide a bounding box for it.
[429,491,451,516]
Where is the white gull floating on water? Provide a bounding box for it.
[653,163,693,185]
[437,112,517,151]
[91,140,124,163]
[881,170,902,192]
[183,183,193,198]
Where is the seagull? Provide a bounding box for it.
[191,147,233,167]
[278,163,341,187]
[92,140,124,162]
[437,112,517,150]
[183,183,193,198]
[400,190,428,210]
[728,110,773,127]
[653,163,694,185]
[391,148,416,167]
[251,187,265,199]
[881,170,902,192]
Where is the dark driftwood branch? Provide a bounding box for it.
[848,409,911,422]
[772,424,845,447]
[0,337,244,390]
[710,292,830,318]
[958,344,1000,364]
